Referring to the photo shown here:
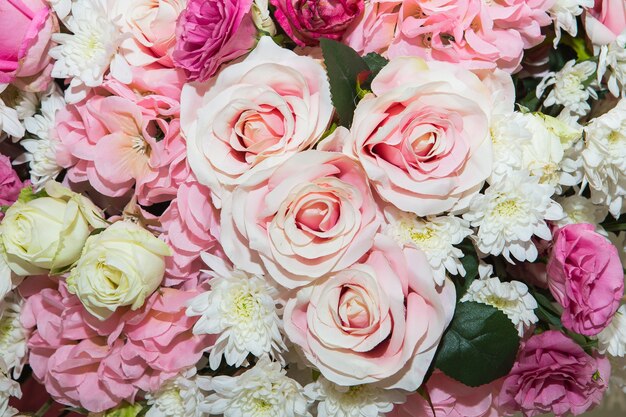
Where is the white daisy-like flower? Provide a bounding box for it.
[186,253,286,370]
[48,0,76,21]
[548,0,593,46]
[304,377,406,417]
[537,60,598,115]
[597,305,626,357]
[14,87,66,191]
[0,252,21,306]
[0,361,20,417]
[461,277,539,336]
[488,111,531,184]
[0,85,24,140]
[0,292,28,377]
[596,33,626,97]
[145,368,212,417]
[201,356,310,417]
[49,0,131,103]
[0,85,39,120]
[383,206,472,286]
[582,99,626,218]
[463,171,563,263]
[554,194,608,228]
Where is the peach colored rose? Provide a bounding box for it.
[345,56,494,216]
[283,234,455,389]
[220,150,381,289]
[181,36,333,207]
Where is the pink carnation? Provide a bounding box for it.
[0,154,28,208]
[499,331,610,417]
[271,0,364,46]
[173,0,257,81]
[390,371,502,417]
[547,223,624,336]
[21,279,213,412]
[159,179,222,288]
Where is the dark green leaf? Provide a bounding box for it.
[362,53,389,80]
[435,301,520,387]
[320,38,369,127]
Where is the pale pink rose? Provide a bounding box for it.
[283,234,455,388]
[547,223,624,336]
[160,179,222,288]
[345,56,493,216]
[113,0,187,67]
[220,150,381,289]
[343,1,402,56]
[390,371,503,417]
[270,0,364,46]
[181,36,333,207]
[0,0,58,91]
[21,281,213,412]
[499,331,610,417]
[173,0,257,81]
[585,0,626,45]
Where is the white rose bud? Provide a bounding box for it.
[67,221,172,320]
[0,181,107,276]
[252,0,276,36]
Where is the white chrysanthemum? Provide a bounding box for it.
[146,368,211,417]
[537,60,598,115]
[48,0,76,21]
[554,194,608,228]
[0,363,20,417]
[608,232,626,268]
[186,253,285,370]
[0,85,39,121]
[548,0,593,46]
[201,356,310,417]
[0,252,21,307]
[461,277,539,336]
[597,33,626,97]
[0,86,24,140]
[489,112,531,184]
[49,0,131,103]
[464,171,563,263]
[0,292,28,377]
[14,88,65,190]
[304,377,406,417]
[582,99,626,218]
[597,305,626,357]
[383,207,472,286]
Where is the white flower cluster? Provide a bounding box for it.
[538,60,598,116]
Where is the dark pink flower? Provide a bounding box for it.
[271,0,364,46]
[499,331,610,417]
[0,154,27,208]
[173,0,257,81]
[547,223,624,336]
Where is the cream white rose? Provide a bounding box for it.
[0,182,107,276]
[67,220,172,320]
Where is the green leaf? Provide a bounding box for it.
[435,301,520,387]
[17,186,48,204]
[362,53,389,80]
[320,38,369,128]
[458,253,479,299]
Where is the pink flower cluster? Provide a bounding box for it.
[20,278,213,412]
[344,0,555,72]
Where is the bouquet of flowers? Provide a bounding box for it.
[1,0,626,416]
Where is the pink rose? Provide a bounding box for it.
[284,234,455,388]
[585,0,626,45]
[547,223,624,336]
[181,37,333,206]
[343,1,402,56]
[220,150,381,289]
[0,0,58,91]
[270,0,364,46]
[173,0,257,81]
[160,179,222,288]
[390,371,502,417]
[499,331,610,417]
[345,56,493,216]
[0,154,27,208]
[113,0,187,67]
